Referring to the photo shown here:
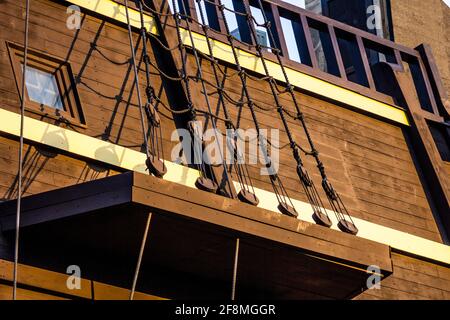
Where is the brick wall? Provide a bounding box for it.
[391,0,450,96]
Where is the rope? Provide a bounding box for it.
[124,0,152,163]
[136,0,165,169]
[13,0,31,300]
[231,237,240,300]
[195,0,256,196]
[214,0,296,212]
[234,0,331,223]
[253,0,356,229]
[170,1,211,180]
[129,212,152,300]
[177,0,235,196]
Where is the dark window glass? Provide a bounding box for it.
[335,29,369,87]
[428,122,450,162]
[279,8,312,66]
[402,53,434,113]
[308,19,340,76]
[322,0,393,40]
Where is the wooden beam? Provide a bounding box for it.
[0,259,166,300]
[131,172,394,273]
[270,3,289,57]
[416,44,450,117]
[357,35,376,90]
[328,25,347,80]
[0,170,449,265]
[300,13,319,69]
[384,63,450,238]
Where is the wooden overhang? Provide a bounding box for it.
[0,172,393,299]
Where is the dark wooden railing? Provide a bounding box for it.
[178,0,448,123]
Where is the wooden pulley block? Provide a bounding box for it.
[312,210,332,228]
[238,189,259,206]
[278,202,298,218]
[146,155,167,178]
[195,176,218,193]
[146,104,161,127]
[338,220,359,235]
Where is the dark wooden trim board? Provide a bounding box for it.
[0,171,393,299]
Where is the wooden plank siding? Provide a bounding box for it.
[0,259,166,300]
[190,52,443,242]
[0,0,448,300]
[0,0,443,241]
[356,252,450,300]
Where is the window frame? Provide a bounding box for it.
[6,42,86,128]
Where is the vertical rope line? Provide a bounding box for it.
[253,0,355,229]
[196,0,256,197]
[216,0,293,209]
[180,0,234,195]
[243,0,328,218]
[231,237,240,301]
[170,0,207,177]
[137,0,164,164]
[13,0,31,300]
[124,0,151,161]
[130,212,152,300]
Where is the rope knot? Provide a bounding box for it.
[297,165,312,187]
[292,144,301,160]
[322,179,337,201]
[146,86,155,99]
[143,53,150,64]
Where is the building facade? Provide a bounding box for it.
[0,0,449,300]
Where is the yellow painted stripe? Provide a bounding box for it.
[181,30,410,126]
[233,182,450,266]
[0,108,199,188]
[66,0,409,126]
[68,0,158,34]
[0,108,447,266]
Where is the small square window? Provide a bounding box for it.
[6,42,86,127]
[22,64,64,110]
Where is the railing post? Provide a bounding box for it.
[328,25,347,79]
[300,14,319,69]
[356,35,376,90]
[270,3,289,56]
